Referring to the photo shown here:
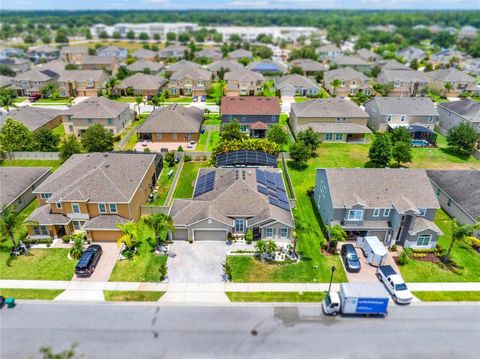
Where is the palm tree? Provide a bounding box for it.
[144,213,175,250]
[105,76,119,97]
[0,94,15,112]
[443,219,480,264]
[330,79,341,95]
[134,95,143,115]
[40,83,57,98]
[0,205,21,248]
[116,222,139,251]
[150,95,160,110]
[444,82,454,96]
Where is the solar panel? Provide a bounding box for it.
[216,150,278,168]
[257,185,268,195]
[193,171,216,197]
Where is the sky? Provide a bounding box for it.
[2,0,480,11]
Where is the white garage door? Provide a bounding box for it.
[173,229,188,240]
[194,230,226,241]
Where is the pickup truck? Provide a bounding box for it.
[376,265,413,304]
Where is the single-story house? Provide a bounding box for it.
[273,74,320,97]
[0,107,63,132]
[77,55,119,74]
[356,48,382,63]
[126,60,164,75]
[196,47,223,61]
[397,47,426,64]
[330,56,373,73]
[117,73,167,97]
[316,44,344,59]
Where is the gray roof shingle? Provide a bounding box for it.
[117,73,166,90]
[0,167,50,209]
[137,105,203,134]
[63,97,130,119]
[291,98,369,118]
[365,97,439,116]
[0,107,62,132]
[438,100,480,122]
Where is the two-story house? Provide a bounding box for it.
[437,100,480,134]
[60,46,89,64]
[25,152,162,242]
[273,74,320,97]
[224,69,264,96]
[356,48,382,63]
[27,45,60,63]
[397,47,426,64]
[78,56,119,75]
[62,96,134,136]
[426,68,479,97]
[57,70,107,97]
[12,68,60,96]
[206,59,244,78]
[117,73,167,97]
[247,60,287,74]
[330,55,373,74]
[316,44,344,60]
[0,58,32,75]
[288,59,326,76]
[314,168,442,249]
[195,47,223,61]
[324,67,373,97]
[167,60,200,74]
[158,45,187,60]
[228,49,253,61]
[376,68,429,97]
[95,46,128,61]
[168,68,212,97]
[126,60,164,75]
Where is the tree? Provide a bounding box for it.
[178,32,190,43]
[255,239,277,255]
[297,127,321,155]
[135,95,143,114]
[0,118,34,152]
[0,92,14,111]
[389,127,411,145]
[164,151,175,167]
[116,222,139,251]
[373,83,393,97]
[41,35,51,44]
[81,124,114,152]
[251,45,273,59]
[116,66,131,81]
[368,133,392,167]
[65,63,78,70]
[326,224,347,253]
[0,205,21,248]
[166,32,176,42]
[69,238,84,259]
[34,128,60,152]
[314,71,324,83]
[330,79,341,94]
[392,141,412,167]
[424,62,433,72]
[267,124,289,147]
[220,120,245,141]
[59,134,82,162]
[113,31,121,39]
[288,45,318,61]
[150,95,160,109]
[443,219,480,264]
[409,58,419,70]
[290,66,304,75]
[444,82,454,95]
[99,31,109,39]
[38,343,81,359]
[55,30,68,44]
[126,30,135,40]
[0,64,15,77]
[218,67,228,81]
[245,228,253,244]
[289,141,310,168]
[144,212,175,250]
[105,76,118,97]
[40,83,58,98]
[446,122,479,155]
[85,29,92,40]
[139,32,149,41]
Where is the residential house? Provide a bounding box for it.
[132,48,157,62]
[77,56,119,74]
[117,73,167,97]
[429,50,465,69]
[27,45,60,63]
[60,46,89,64]
[379,60,411,71]
[0,107,63,132]
[169,167,294,242]
[357,48,382,63]
[437,100,480,134]
[463,58,480,77]
[0,58,32,75]
[314,168,442,249]
[247,60,287,74]
[316,44,344,59]
[426,68,479,97]
[57,70,107,97]
[330,55,373,73]
[12,68,59,96]
[228,49,253,60]
[273,74,320,97]
[0,47,25,59]
[364,97,439,131]
[167,60,200,74]
[397,47,426,64]
[168,68,212,96]
[25,152,161,242]
[206,59,244,77]
[126,60,164,75]
[95,46,128,61]
[62,96,134,136]
[459,26,477,39]
[290,98,371,143]
[196,47,223,61]
[323,67,373,97]
[224,69,264,96]
[376,68,429,97]
[36,59,68,74]
[289,59,326,76]
[220,96,280,138]
[0,167,51,214]
[158,45,187,59]
[137,105,203,143]
[427,170,480,236]
[0,75,13,89]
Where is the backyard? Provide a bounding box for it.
[172,161,209,198]
[149,161,179,206]
[0,159,62,171]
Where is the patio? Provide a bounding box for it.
[134,140,197,152]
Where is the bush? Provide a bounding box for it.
[390,244,397,251]
[164,151,175,167]
[223,260,232,281]
[306,186,314,197]
[69,239,83,259]
[397,250,409,265]
[245,229,253,244]
[159,263,168,281]
[177,145,184,152]
[23,237,53,246]
[184,154,192,162]
[62,235,70,243]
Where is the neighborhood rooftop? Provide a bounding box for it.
[137,105,203,134]
[220,96,281,115]
[365,97,439,116]
[291,98,369,118]
[0,107,62,132]
[438,100,480,122]
[63,97,130,119]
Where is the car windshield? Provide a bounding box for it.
[396,283,408,291]
[348,254,359,261]
[325,294,332,306]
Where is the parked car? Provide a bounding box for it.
[200,95,207,102]
[28,94,41,102]
[192,95,199,102]
[340,243,361,272]
[376,265,413,304]
[75,245,103,277]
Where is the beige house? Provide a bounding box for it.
[426,68,479,97]
[376,69,429,97]
[57,70,107,97]
[168,68,212,96]
[224,69,264,96]
[60,46,89,64]
[290,98,371,143]
[78,56,120,75]
[324,67,373,96]
[117,73,167,97]
[11,68,59,96]
[25,153,160,242]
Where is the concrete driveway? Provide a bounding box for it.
[167,241,228,283]
[72,243,121,282]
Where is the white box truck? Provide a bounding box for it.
[323,283,390,317]
[356,236,388,266]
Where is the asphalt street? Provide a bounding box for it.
[1,302,479,358]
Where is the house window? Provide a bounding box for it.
[33,225,48,235]
[394,81,401,88]
[235,219,245,232]
[69,126,74,132]
[428,116,434,123]
[335,133,343,141]
[383,208,391,217]
[348,210,363,221]
[72,203,80,213]
[157,133,162,140]
[400,115,406,122]
[271,115,276,121]
[373,208,381,217]
[280,228,288,238]
[447,199,451,207]
[228,115,233,121]
[86,79,93,87]
[73,221,80,230]
[240,125,249,132]
[387,115,392,122]
[56,203,62,209]
[40,193,52,200]
[416,234,431,246]
[418,208,426,217]
[336,117,346,122]
[436,188,441,196]
[109,203,118,213]
[364,89,371,95]
[325,133,333,141]
[265,228,273,238]
[88,119,93,124]
[98,203,107,213]
[320,180,326,198]
[172,133,177,140]
[108,118,113,125]
[33,226,40,235]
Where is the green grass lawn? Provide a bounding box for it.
[428,91,449,103]
[109,224,168,282]
[208,82,224,101]
[227,291,326,302]
[279,114,288,127]
[150,161,178,206]
[196,131,220,152]
[398,210,480,282]
[52,124,65,138]
[13,97,27,104]
[35,98,70,104]
[104,290,165,301]
[164,97,193,103]
[263,80,277,97]
[413,291,480,302]
[204,113,222,125]
[173,161,209,198]
[0,288,64,300]
[0,159,62,171]
[112,97,137,103]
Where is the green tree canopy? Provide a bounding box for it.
[392,141,413,167]
[0,118,34,152]
[59,134,82,162]
[220,120,245,142]
[389,126,411,145]
[267,124,289,147]
[81,124,114,152]
[34,128,60,152]
[446,122,479,155]
[297,127,321,154]
[368,133,392,168]
[289,141,310,169]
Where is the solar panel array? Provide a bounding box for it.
[216,150,277,168]
[193,171,216,197]
[256,169,290,211]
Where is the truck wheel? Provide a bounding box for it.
[377,273,382,281]
[331,311,338,316]
[392,295,397,303]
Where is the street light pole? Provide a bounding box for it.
[328,265,336,293]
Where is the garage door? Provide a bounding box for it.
[194,230,226,241]
[173,229,188,240]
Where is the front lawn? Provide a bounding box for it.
[104,290,165,301]
[164,97,193,103]
[226,291,326,302]
[413,291,480,301]
[398,210,480,282]
[173,161,209,198]
[149,161,178,206]
[0,288,64,300]
[112,97,137,103]
[196,131,220,152]
[35,98,70,104]
[0,159,62,171]
[13,97,27,104]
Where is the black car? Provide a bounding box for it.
[340,243,361,272]
[75,245,103,277]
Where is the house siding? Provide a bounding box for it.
[437,106,480,134]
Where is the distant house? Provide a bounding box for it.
[0,47,25,59]
[57,70,107,97]
[95,46,128,61]
[324,67,373,97]
[132,49,157,62]
[314,168,442,249]
[158,45,187,59]
[429,50,465,68]
[0,167,51,214]
[376,68,429,97]
[228,49,253,60]
[437,100,480,134]
[0,107,63,132]
[0,58,32,75]
[196,47,222,61]
[247,60,287,74]
[126,60,164,75]
[316,44,344,59]
[0,75,13,89]
[459,26,477,39]
[356,48,382,63]
[62,96,134,136]
[206,59,244,77]
[224,69,264,96]
[463,58,480,77]
[169,167,294,242]
[60,46,89,64]
[36,59,68,74]
[12,68,59,96]
[290,98,371,143]
[364,97,439,131]
[379,60,411,71]
[330,55,373,73]
[289,59,326,76]
[397,47,426,63]
[27,45,60,63]
[78,55,120,74]
[167,60,200,74]
[426,68,479,97]
[168,68,212,97]
[117,73,166,97]
[137,105,203,143]
[273,74,320,97]
[220,96,281,138]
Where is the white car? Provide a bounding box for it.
[377,265,413,304]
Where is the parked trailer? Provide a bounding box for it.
[323,283,389,317]
[356,236,388,266]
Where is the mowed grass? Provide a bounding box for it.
[104,290,165,301]
[226,291,326,302]
[398,210,480,282]
[413,291,480,301]
[0,288,64,300]
[150,161,178,206]
[173,161,209,198]
[0,159,62,171]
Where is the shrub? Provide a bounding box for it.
[184,154,192,162]
[177,145,184,152]
[306,186,314,197]
[23,237,53,246]
[223,260,232,280]
[390,244,397,251]
[397,250,409,265]
[245,229,253,244]
[144,148,151,153]
[62,235,70,243]
[159,263,168,281]
[69,239,83,259]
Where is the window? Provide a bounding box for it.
[336,117,346,122]
[335,133,343,141]
[436,188,441,196]
[86,79,93,87]
[265,228,273,238]
[387,115,392,122]
[108,118,113,125]
[271,115,276,121]
[418,208,426,217]
[98,203,107,213]
[383,208,391,217]
[373,208,380,217]
[348,210,363,221]
[280,228,288,238]
[428,116,434,123]
[394,81,401,88]
[33,226,40,235]
[240,125,249,132]
[40,193,52,200]
[228,115,233,121]
[73,221,80,230]
[56,202,62,209]
[172,133,177,140]
[235,219,245,232]
[157,133,162,140]
[400,115,406,122]
[325,133,333,141]
[88,119,93,124]
[416,234,431,246]
[109,203,117,213]
[320,180,326,198]
[447,198,451,207]
[72,203,80,213]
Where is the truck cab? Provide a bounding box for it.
[322,291,341,316]
[377,265,413,304]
